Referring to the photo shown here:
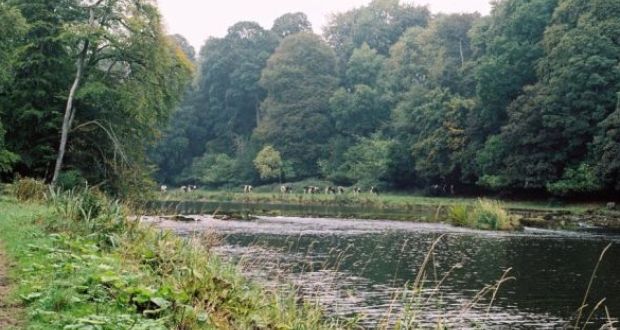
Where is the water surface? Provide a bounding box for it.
[143,215,620,328]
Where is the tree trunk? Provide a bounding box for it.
[51,39,89,186]
[459,39,465,68]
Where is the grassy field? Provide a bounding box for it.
[0,192,338,329]
[159,188,602,214]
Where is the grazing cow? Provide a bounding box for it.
[303,186,313,194]
[243,185,253,193]
[337,186,346,194]
[352,187,362,196]
[324,186,337,194]
[181,185,188,193]
[370,186,379,195]
[160,185,167,193]
[280,185,292,194]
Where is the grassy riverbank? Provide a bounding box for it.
[0,191,336,329]
[161,188,602,213]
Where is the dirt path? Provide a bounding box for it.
[0,243,21,329]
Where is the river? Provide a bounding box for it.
[143,214,620,329]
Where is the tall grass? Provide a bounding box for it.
[11,177,47,202]
[4,187,336,329]
[447,199,519,231]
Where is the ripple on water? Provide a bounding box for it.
[143,215,620,328]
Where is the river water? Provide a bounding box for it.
[143,215,620,328]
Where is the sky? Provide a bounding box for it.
[157,0,493,50]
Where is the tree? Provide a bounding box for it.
[255,32,338,178]
[271,12,312,38]
[340,135,394,187]
[254,145,283,181]
[0,3,26,174]
[170,34,196,62]
[467,0,557,155]
[2,0,75,178]
[324,0,430,67]
[480,0,620,192]
[51,0,193,186]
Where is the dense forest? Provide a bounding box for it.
[1,0,620,198]
[153,0,620,197]
[0,0,192,197]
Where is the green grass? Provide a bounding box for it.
[0,191,339,329]
[160,187,600,214]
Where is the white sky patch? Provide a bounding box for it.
[156,0,492,50]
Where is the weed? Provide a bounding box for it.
[12,177,47,202]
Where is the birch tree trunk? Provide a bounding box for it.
[51,40,89,185]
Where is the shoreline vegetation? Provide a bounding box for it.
[0,183,332,329]
[153,185,620,231]
[0,180,616,328]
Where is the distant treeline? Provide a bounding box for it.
[2,0,619,199]
[153,0,620,197]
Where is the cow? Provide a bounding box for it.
[280,185,292,194]
[181,185,188,193]
[324,186,337,194]
[370,186,379,195]
[160,185,167,193]
[337,186,346,194]
[352,187,362,197]
[243,185,253,193]
[303,186,320,194]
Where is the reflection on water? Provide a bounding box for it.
[143,216,620,328]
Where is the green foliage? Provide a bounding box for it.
[0,0,191,198]
[256,32,338,178]
[55,170,87,191]
[190,153,237,186]
[450,199,518,230]
[271,12,312,38]
[447,203,472,227]
[0,195,332,329]
[254,145,283,181]
[340,135,394,187]
[547,163,603,196]
[12,177,47,202]
[324,0,430,65]
[0,123,19,173]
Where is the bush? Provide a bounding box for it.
[448,199,518,231]
[447,203,471,227]
[471,199,515,230]
[55,170,87,191]
[46,187,129,244]
[12,177,47,202]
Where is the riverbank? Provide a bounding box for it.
[0,193,332,329]
[155,189,620,231]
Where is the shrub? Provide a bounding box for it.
[12,177,47,202]
[55,169,87,191]
[448,199,519,231]
[447,203,471,227]
[471,199,513,230]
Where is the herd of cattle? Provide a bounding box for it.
[159,184,379,195]
[160,184,455,196]
[244,184,377,196]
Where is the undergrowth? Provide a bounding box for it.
[0,186,334,329]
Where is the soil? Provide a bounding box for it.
[0,242,21,329]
